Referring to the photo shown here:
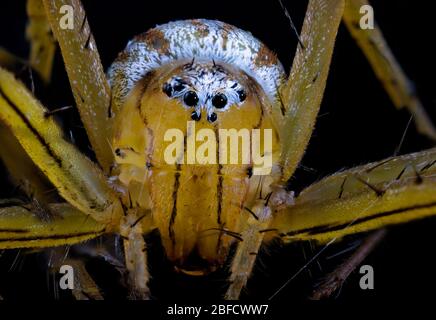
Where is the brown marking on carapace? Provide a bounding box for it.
[220,24,236,51]
[191,19,210,38]
[254,44,278,68]
[136,28,170,55]
[116,50,130,62]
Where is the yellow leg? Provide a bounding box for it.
[343,0,436,141]
[0,47,26,71]
[0,67,122,227]
[279,0,345,182]
[0,202,104,249]
[271,148,436,243]
[26,0,57,84]
[42,0,113,172]
[0,123,56,204]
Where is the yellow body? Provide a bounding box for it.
[112,62,280,270]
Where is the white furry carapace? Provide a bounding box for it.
[108,19,286,114]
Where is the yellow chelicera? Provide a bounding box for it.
[0,0,435,300]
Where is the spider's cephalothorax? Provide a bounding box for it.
[109,19,284,272]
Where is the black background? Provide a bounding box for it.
[0,0,436,303]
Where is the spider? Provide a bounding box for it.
[0,0,435,300]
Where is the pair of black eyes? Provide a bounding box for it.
[185,90,247,108]
[163,84,246,108]
[184,91,228,109]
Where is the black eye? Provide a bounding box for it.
[184,91,199,107]
[191,111,201,121]
[212,93,227,109]
[173,82,185,92]
[237,89,246,102]
[162,83,173,97]
[207,112,217,123]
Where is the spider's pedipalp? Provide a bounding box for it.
[225,200,273,300]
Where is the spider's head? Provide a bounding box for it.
[161,60,249,123]
[108,19,286,119]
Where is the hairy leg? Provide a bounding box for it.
[42,0,113,171]
[279,0,345,181]
[272,148,436,243]
[27,0,56,84]
[343,0,436,141]
[0,67,122,227]
[0,203,104,249]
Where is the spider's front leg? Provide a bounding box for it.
[42,0,113,172]
[279,0,345,181]
[0,0,62,209]
[270,0,436,300]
